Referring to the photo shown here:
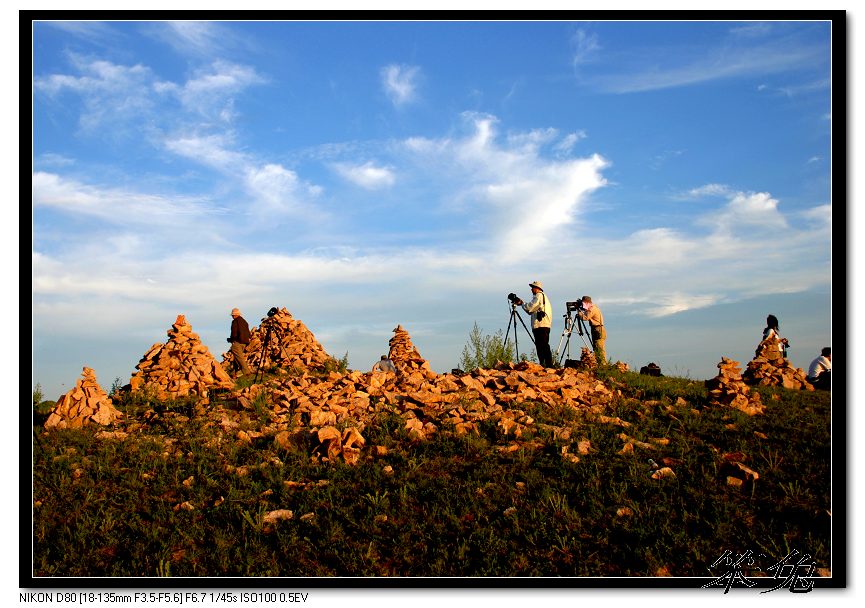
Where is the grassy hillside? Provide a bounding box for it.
[30,366,833,581]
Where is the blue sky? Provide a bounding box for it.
[31,19,834,400]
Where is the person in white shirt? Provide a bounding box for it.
[807,347,831,390]
[372,355,397,374]
[512,280,553,367]
[762,314,790,357]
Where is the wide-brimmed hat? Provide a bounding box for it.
[529,281,544,290]
[231,308,241,316]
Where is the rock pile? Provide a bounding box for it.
[258,360,616,460]
[565,347,597,370]
[130,315,233,404]
[579,347,598,369]
[388,325,435,378]
[45,367,122,429]
[224,307,332,374]
[705,357,765,416]
[743,334,813,390]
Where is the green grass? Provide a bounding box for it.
[31,370,832,578]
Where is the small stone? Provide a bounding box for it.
[651,467,676,480]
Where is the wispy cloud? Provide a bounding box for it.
[554,131,588,155]
[381,64,421,106]
[164,133,325,221]
[757,78,830,98]
[650,149,685,170]
[584,36,826,94]
[32,172,217,229]
[333,161,396,190]
[245,163,324,217]
[163,132,246,171]
[570,28,600,68]
[729,23,773,38]
[697,190,789,235]
[685,183,733,198]
[38,21,120,44]
[35,53,266,138]
[155,60,266,122]
[401,112,609,260]
[146,21,245,58]
[34,153,75,169]
[34,54,156,133]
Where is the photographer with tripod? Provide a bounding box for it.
[510,281,554,367]
[227,307,252,378]
[576,296,606,365]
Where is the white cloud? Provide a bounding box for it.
[686,183,733,198]
[587,39,825,94]
[245,163,322,216]
[799,204,831,228]
[554,131,588,154]
[381,64,420,106]
[162,133,325,219]
[643,293,723,318]
[571,29,600,67]
[333,162,396,190]
[721,191,788,230]
[35,153,75,168]
[164,133,246,171]
[32,172,214,227]
[34,55,156,133]
[729,23,773,38]
[155,60,265,122]
[147,21,248,58]
[506,128,558,153]
[402,113,608,260]
[163,21,223,56]
[183,61,264,102]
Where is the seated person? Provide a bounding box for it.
[807,347,831,390]
[372,355,397,373]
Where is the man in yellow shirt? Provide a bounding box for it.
[577,295,606,365]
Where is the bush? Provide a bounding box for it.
[33,383,44,408]
[458,322,515,371]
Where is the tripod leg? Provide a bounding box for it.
[513,311,519,362]
[253,327,271,384]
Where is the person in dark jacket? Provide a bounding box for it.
[227,307,252,377]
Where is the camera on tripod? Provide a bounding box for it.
[566,300,585,313]
[507,293,519,304]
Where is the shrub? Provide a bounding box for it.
[459,322,515,371]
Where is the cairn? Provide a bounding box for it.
[130,315,233,404]
[579,347,598,370]
[388,325,434,377]
[45,367,122,429]
[224,307,332,374]
[705,357,765,416]
[743,334,813,390]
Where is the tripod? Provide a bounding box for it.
[556,308,594,366]
[503,300,535,362]
[253,317,277,384]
